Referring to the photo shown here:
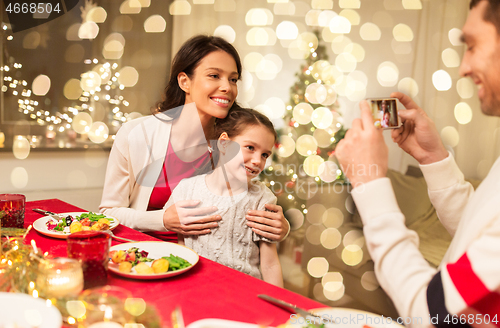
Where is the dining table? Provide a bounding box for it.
[22,198,326,327]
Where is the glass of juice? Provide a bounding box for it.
[67,231,111,290]
[0,194,25,228]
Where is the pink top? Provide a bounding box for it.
[147,141,211,211]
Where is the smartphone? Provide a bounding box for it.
[367,98,401,129]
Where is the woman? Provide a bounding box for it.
[99,35,289,241]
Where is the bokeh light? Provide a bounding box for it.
[285,208,305,230]
[454,102,473,124]
[432,70,453,91]
[320,228,342,249]
[32,75,51,96]
[88,122,109,144]
[331,35,352,55]
[312,0,333,9]
[303,155,324,176]
[339,0,360,8]
[293,103,314,124]
[118,66,139,87]
[306,224,324,245]
[323,207,344,228]
[169,0,191,15]
[361,271,379,291]
[313,129,332,148]
[448,28,463,46]
[402,0,422,10]
[264,97,286,119]
[393,24,414,42]
[273,2,295,16]
[329,16,351,34]
[318,10,337,27]
[335,53,357,73]
[78,22,99,39]
[66,23,80,40]
[11,167,28,188]
[144,15,166,33]
[246,27,276,46]
[296,135,318,156]
[307,257,329,278]
[87,7,107,23]
[120,0,141,14]
[214,25,236,43]
[306,204,326,225]
[80,71,101,92]
[456,78,474,99]
[441,126,460,147]
[245,8,273,26]
[305,9,321,26]
[398,77,419,98]
[318,161,339,182]
[305,83,327,104]
[377,61,399,87]
[23,31,40,49]
[341,244,363,266]
[276,21,298,40]
[243,52,264,72]
[360,23,381,41]
[13,136,30,160]
[442,48,460,68]
[344,43,365,62]
[277,135,295,158]
[340,9,360,25]
[64,79,83,100]
[343,229,364,248]
[72,112,93,134]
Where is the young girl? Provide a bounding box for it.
[165,106,283,287]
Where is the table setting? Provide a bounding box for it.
[1,195,398,328]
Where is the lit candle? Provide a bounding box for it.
[37,258,84,298]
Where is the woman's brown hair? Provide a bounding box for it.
[156,35,242,114]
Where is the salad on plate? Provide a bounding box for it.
[46,212,115,234]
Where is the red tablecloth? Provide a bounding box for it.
[24,199,325,327]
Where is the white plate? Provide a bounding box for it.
[0,292,62,328]
[286,308,404,328]
[187,319,261,328]
[108,241,199,280]
[33,212,119,239]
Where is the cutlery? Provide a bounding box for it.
[106,230,137,243]
[32,208,66,220]
[258,294,322,320]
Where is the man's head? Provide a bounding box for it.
[460,0,500,116]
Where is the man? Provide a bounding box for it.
[336,1,500,327]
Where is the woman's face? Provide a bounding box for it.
[180,50,239,121]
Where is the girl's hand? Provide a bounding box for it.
[163,200,221,235]
[246,204,289,241]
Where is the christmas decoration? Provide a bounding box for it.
[262,30,347,213]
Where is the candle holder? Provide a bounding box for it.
[36,257,84,299]
[0,194,25,229]
[78,285,132,327]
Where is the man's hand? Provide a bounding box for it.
[246,203,289,241]
[390,92,448,164]
[163,200,221,235]
[335,100,388,188]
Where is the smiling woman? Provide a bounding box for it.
[99,35,290,244]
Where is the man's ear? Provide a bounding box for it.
[218,132,229,154]
[178,72,190,93]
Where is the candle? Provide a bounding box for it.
[37,258,84,298]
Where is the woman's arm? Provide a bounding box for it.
[246,204,290,242]
[259,242,283,287]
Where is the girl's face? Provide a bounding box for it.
[179,50,239,121]
[220,125,275,184]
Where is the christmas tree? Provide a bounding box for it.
[262,30,347,215]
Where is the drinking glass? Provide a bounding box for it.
[67,231,111,290]
[0,194,25,228]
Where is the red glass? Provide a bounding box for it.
[67,231,111,290]
[0,194,25,228]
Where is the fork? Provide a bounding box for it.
[258,294,323,321]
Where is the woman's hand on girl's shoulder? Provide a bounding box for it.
[246,203,290,242]
[163,200,221,235]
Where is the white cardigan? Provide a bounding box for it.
[99,112,173,231]
[353,153,500,326]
